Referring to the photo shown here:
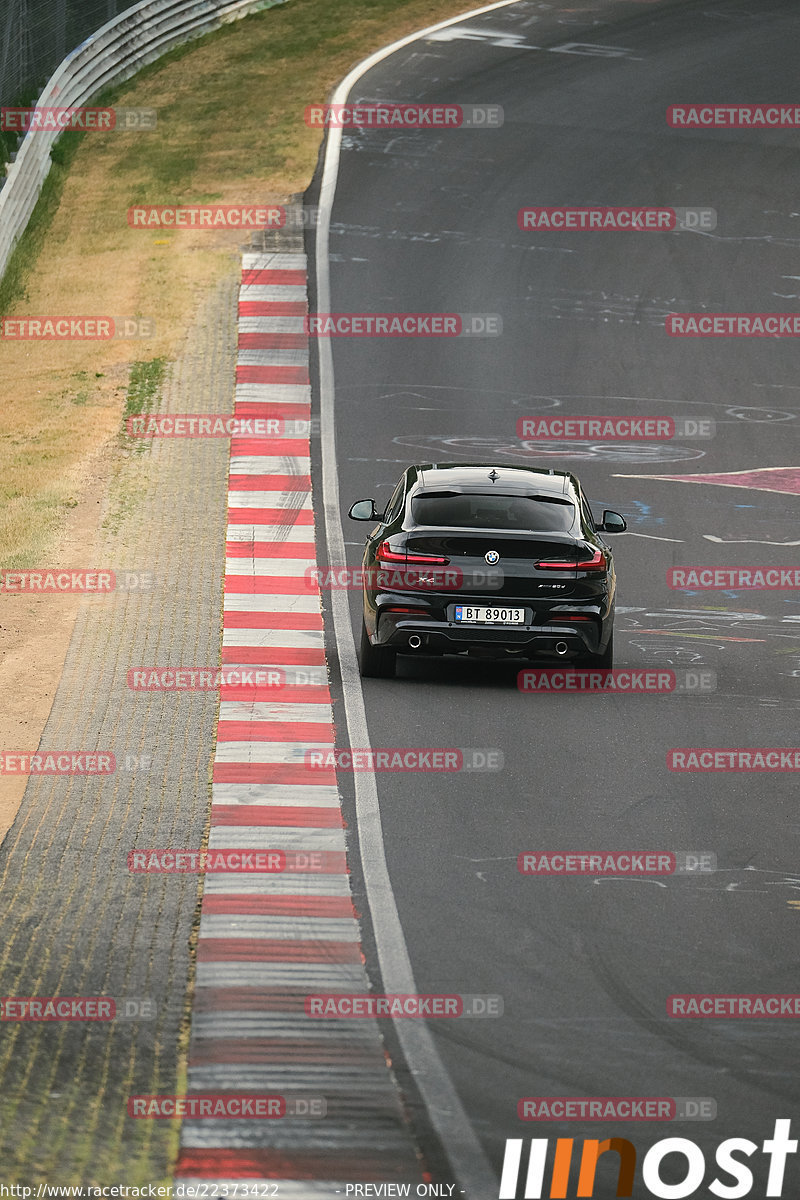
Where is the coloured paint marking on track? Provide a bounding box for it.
[615,466,800,494]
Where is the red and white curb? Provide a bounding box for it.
[175,250,426,1194]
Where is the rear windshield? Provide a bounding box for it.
[411,492,575,532]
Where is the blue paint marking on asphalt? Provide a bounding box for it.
[630,500,667,527]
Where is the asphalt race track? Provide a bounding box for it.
[310,0,800,1192]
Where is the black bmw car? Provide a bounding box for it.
[348,463,627,679]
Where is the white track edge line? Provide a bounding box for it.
[316,2,520,1193]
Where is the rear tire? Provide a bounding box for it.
[359,622,397,678]
[585,631,613,668]
[578,633,618,672]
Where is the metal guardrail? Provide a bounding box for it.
[0,0,287,285]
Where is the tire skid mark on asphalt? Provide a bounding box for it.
[175,249,426,1189]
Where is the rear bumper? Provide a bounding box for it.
[372,606,610,660]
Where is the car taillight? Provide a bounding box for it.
[576,550,606,571]
[536,550,606,572]
[377,541,406,564]
[546,614,594,622]
[377,540,449,565]
[384,606,429,615]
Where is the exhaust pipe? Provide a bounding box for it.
[408,634,423,650]
[555,641,569,656]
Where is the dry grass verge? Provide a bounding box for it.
[0,0,485,568]
[0,0,486,832]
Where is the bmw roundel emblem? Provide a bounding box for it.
[485,550,500,565]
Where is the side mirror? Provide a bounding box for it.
[348,498,380,522]
[599,510,627,533]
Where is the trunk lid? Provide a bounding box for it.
[403,530,581,598]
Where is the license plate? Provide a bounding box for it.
[455,606,525,624]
